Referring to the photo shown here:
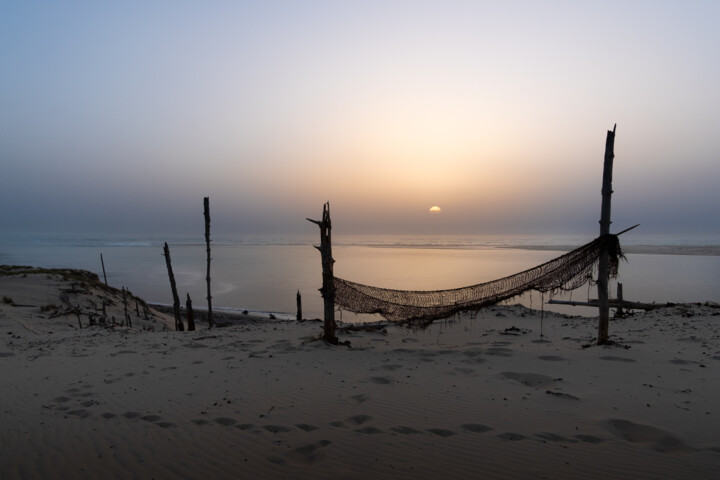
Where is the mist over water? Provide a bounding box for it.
[1,233,718,321]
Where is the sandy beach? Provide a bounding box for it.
[1,267,719,479]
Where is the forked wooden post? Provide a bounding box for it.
[597,124,616,345]
[307,202,338,344]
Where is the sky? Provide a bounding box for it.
[1,1,719,237]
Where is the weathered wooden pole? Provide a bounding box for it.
[307,202,338,344]
[123,287,132,328]
[203,197,214,329]
[616,283,624,316]
[100,253,108,286]
[163,242,184,331]
[296,290,302,323]
[597,124,616,345]
[186,293,196,331]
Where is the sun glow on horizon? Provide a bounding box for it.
[429,206,442,214]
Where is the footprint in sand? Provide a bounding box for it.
[215,417,237,426]
[599,356,636,363]
[356,427,383,434]
[454,367,476,376]
[574,434,606,444]
[427,428,456,437]
[501,372,559,388]
[264,425,293,433]
[537,355,566,361]
[65,409,90,418]
[345,414,372,426]
[391,426,423,435]
[498,432,526,441]
[349,394,370,404]
[295,424,319,432]
[380,364,403,371]
[366,376,394,385]
[462,423,493,433]
[669,358,700,365]
[604,419,695,453]
[485,347,513,357]
[286,440,332,465]
[535,432,577,443]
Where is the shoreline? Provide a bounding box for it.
[500,244,720,256]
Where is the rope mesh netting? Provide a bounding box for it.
[333,235,622,327]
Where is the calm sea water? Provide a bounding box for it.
[1,233,719,320]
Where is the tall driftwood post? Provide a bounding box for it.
[597,124,616,345]
[204,197,214,329]
[296,290,302,322]
[163,242,184,331]
[186,293,196,331]
[100,253,108,286]
[307,202,338,344]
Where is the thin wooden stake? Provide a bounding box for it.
[186,293,196,331]
[100,253,108,286]
[616,283,624,316]
[123,287,132,328]
[163,242,184,331]
[597,124,616,345]
[203,197,214,329]
[307,202,338,344]
[296,290,302,323]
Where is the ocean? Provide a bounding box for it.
[1,232,719,321]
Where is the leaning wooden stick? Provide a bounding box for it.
[163,242,184,331]
[100,253,108,286]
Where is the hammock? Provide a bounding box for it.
[333,235,623,327]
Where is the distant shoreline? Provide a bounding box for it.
[501,244,720,256]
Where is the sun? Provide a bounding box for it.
[429,205,442,214]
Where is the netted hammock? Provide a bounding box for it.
[334,235,623,327]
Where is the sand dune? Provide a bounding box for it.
[1,268,719,479]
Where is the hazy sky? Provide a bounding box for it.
[2,1,719,236]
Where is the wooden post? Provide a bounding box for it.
[597,125,616,345]
[100,253,108,286]
[296,290,302,322]
[203,197,214,329]
[163,242,184,331]
[307,202,338,344]
[616,283,624,316]
[123,288,132,328]
[186,293,196,331]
